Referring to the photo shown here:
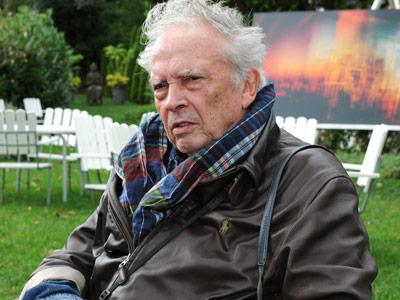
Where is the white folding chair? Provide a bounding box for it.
[343,124,388,213]
[68,109,86,147]
[72,115,114,193]
[23,98,44,121]
[276,115,318,144]
[283,116,296,136]
[106,122,138,162]
[0,99,5,112]
[0,109,52,205]
[304,118,318,144]
[275,115,284,128]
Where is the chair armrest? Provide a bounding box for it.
[342,163,362,171]
[347,171,380,179]
[70,153,111,159]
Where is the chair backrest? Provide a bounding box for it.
[0,99,5,112]
[305,118,318,144]
[43,107,54,127]
[53,107,63,127]
[61,108,72,128]
[68,109,87,147]
[75,114,112,171]
[59,108,72,146]
[282,116,296,136]
[0,109,37,156]
[358,124,388,190]
[276,115,318,144]
[106,122,138,155]
[23,98,43,119]
[293,116,307,141]
[96,115,113,167]
[275,115,284,128]
[128,124,139,140]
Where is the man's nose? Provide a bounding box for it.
[164,82,187,111]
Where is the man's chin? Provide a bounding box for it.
[175,140,205,156]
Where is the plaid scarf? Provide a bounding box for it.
[116,84,276,246]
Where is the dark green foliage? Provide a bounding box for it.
[0,7,75,107]
[126,26,152,104]
[384,131,400,154]
[30,0,108,78]
[36,0,149,75]
[318,130,368,152]
[318,130,400,154]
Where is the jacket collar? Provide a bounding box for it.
[194,112,281,207]
[228,113,281,206]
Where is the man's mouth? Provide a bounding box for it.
[171,121,196,135]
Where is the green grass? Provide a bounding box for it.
[0,98,399,298]
[69,94,155,124]
[336,151,400,300]
[0,163,105,298]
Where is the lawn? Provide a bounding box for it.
[0,95,399,299]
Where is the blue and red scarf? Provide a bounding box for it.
[116,84,276,246]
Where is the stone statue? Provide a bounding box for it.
[86,62,103,105]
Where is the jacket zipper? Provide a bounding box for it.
[107,189,134,283]
[107,187,164,284]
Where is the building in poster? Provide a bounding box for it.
[253,10,400,125]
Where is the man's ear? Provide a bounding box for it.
[241,69,260,109]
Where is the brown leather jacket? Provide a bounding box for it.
[24,115,377,299]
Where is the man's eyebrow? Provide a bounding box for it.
[176,69,202,78]
[149,78,165,85]
[150,70,204,85]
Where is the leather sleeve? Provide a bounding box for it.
[262,146,377,300]
[23,194,109,296]
[279,175,377,299]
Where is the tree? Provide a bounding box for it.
[0,6,76,107]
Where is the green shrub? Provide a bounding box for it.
[0,6,75,107]
[102,26,153,104]
[317,129,400,154]
[126,26,153,104]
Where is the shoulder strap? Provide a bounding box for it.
[256,144,328,300]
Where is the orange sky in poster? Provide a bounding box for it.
[257,10,400,123]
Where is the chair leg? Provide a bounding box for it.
[358,180,375,213]
[96,170,102,183]
[68,162,72,189]
[79,167,85,196]
[27,169,30,191]
[0,169,5,204]
[16,168,21,192]
[16,154,22,192]
[47,167,52,206]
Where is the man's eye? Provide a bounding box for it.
[153,82,168,91]
[184,75,202,81]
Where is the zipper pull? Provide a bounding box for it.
[117,255,130,284]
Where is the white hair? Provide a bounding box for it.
[137,0,267,88]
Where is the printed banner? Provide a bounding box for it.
[253,10,400,124]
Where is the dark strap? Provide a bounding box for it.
[100,144,328,300]
[257,144,327,300]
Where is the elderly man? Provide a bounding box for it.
[21,0,376,299]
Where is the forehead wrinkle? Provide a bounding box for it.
[151,62,205,81]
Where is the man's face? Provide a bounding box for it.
[150,23,253,155]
